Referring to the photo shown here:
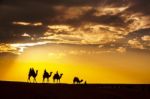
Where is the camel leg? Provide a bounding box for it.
[33,79,34,83]
[27,76,31,83]
[34,78,36,83]
[73,81,76,84]
[47,78,49,83]
[43,77,45,83]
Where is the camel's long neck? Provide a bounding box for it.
[35,71,38,76]
[49,73,52,77]
[59,75,62,79]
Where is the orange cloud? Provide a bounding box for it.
[13,22,43,26]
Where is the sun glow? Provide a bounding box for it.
[2,44,150,84]
[13,22,43,26]
[10,41,50,53]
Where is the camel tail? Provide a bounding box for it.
[27,76,30,82]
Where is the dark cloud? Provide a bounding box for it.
[126,28,150,39]
[116,28,150,50]
[0,0,149,43]
[81,13,127,27]
[127,0,150,15]
[0,0,127,7]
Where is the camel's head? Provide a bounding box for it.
[80,79,83,82]
[60,73,63,76]
[36,70,38,74]
[50,72,53,74]
[60,73,63,77]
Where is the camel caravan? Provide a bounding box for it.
[28,68,85,84]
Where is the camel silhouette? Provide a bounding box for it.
[28,68,38,82]
[53,72,63,83]
[43,70,53,82]
[73,77,83,84]
[84,81,87,84]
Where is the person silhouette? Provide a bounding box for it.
[29,68,32,73]
[53,71,63,83]
[44,69,49,76]
[44,69,47,74]
[56,71,59,75]
[29,68,34,74]
[43,69,51,82]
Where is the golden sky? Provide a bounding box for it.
[0,44,150,84]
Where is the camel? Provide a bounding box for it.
[53,73,63,83]
[43,70,53,82]
[73,77,83,84]
[28,68,38,82]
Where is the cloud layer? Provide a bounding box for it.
[0,0,150,54]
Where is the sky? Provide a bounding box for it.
[0,0,150,84]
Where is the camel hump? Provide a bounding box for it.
[74,77,79,80]
[29,68,35,74]
[73,77,79,81]
[53,73,57,78]
[44,71,48,75]
[55,73,59,77]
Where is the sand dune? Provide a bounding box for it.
[0,81,149,99]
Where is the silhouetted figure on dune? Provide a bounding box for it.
[84,81,87,84]
[28,68,38,82]
[43,69,53,83]
[73,77,83,84]
[53,71,63,83]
